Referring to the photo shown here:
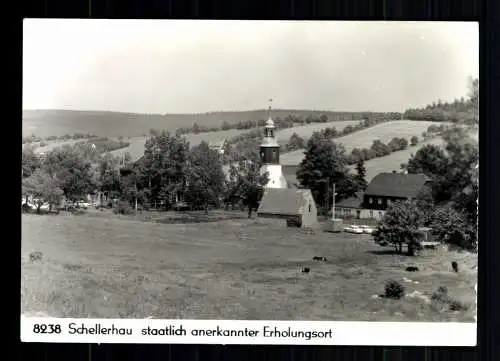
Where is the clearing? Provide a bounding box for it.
[21,212,476,321]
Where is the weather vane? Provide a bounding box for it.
[268,98,273,119]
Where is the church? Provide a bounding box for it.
[256,102,318,228]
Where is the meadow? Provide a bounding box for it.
[21,211,477,322]
[280,120,447,166]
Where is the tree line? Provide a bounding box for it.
[22,132,98,145]
[174,111,403,136]
[404,77,479,125]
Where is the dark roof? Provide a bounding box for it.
[335,192,364,209]
[282,165,299,188]
[365,172,431,198]
[257,188,313,216]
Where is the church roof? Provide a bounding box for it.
[257,188,313,216]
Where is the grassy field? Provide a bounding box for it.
[350,138,445,182]
[21,211,476,321]
[22,109,364,138]
[281,120,447,166]
[109,120,361,161]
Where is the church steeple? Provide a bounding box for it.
[259,99,287,189]
[260,98,280,164]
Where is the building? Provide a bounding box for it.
[208,139,227,155]
[259,104,287,188]
[257,188,318,228]
[334,172,433,220]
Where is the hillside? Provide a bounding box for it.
[351,138,445,182]
[109,120,361,162]
[22,109,369,138]
[280,120,448,166]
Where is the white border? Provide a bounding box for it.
[20,317,477,346]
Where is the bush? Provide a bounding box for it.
[431,286,468,311]
[384,280,405,299]
[113,201,134,215]
[29,251,43,262]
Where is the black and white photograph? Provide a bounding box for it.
[22,20,478,325]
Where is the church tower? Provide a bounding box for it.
[260,100,287,188]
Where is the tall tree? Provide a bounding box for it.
[141,131,190,208]
[296,132,349,211]
[354,159,368,191]
[185,141,226,213]
[286,133,306,151]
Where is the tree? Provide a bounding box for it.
[406,144,448,180]
[430,205,476,250]
[370,140,391,157]
[22,169,64,213]
[97,153,122,201]
[238,162,269,218]
[286,132,306,151]
[141,131,190,209]
[296,133,349,212]
[373,201,424,256]
[43,145,96,204]
[354,159,368,191]
[221,121,232,131]
[22,146,42,178]
[185,141,226,213]
[410,136,419,146]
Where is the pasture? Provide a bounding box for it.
[22,212,476,321]
[281,120,447,166]
[109,120,360,161]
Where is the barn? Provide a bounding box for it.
[257,188,317,228]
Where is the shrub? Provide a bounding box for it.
[113,201,134,215]
[431,286,468,311]
[29,251,43,262]
[384,280,405,299]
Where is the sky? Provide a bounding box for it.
[23,20,479,114]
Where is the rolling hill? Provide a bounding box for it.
[280,120,449,166]
[22,109,368,138]
[108,120,362,161]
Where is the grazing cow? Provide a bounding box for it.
[405,266,419,272]
[451,261,458,273]
[302,267,310,274]
[312,256,327,262]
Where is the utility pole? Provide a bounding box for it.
[331,182,337,220]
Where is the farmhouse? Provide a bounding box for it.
[334,172,432,220]
[257,188,318,228]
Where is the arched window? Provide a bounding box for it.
[309,204,312,212]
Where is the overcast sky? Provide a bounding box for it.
[23,20,478,114]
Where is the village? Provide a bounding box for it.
[21,21,478,322]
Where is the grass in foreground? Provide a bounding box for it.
[21,212,477,321]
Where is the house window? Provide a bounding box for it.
[309,204,312,212]
[369,210,373,218]
[378,198,382,205]
[387,199,391,206]
[347,209,351,214]
[369,197,373,204]
[378,211,383,218]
